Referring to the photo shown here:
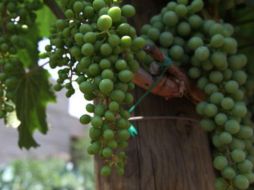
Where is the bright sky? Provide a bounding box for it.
[38,39,90,118]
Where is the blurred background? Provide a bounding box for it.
[0,39,95,190]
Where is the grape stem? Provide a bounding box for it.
[43,0,65,19]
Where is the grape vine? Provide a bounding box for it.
[140,0,254,189]
[46,0,145,176]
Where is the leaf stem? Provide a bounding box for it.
[43,0,65,19]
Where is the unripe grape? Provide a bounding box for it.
[108,6,121,22]
[80,114,91,124]
[234,175,249,190]
[194,46,210,61]
[81,43,94,56]
[93,0,106,11]
[100,165,111,176]
[159,32,174,48]
[187,36,203,50]
[231,149,246,163]
[215,113,227,126]
[225,120,240,134]
[97,15,112,31]
[122,4,136,17]
[213,156,228,171]
[118,70,134,83]
[222,167,236,180]
[73,1,84,13]
[221,97,234,110]
[169,45,184,60]
[211,52,228,70]
[210,34,224,48]
[188,15,203,29]
[177,22,191,36]
[219,132,232,144]
[175,4,188,17]
[163,11,178,26]
[91,116,103,128]
[99,79,114,94]
[100,43,113,56]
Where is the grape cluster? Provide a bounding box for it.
[0,0,42,118]
[46,0,145,176]
[140,0,254,189]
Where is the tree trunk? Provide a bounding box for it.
[95,0,216,189]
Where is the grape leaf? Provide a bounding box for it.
[36,5,56,37]
[14,68,55,149]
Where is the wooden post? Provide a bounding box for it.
[95,0,216,189]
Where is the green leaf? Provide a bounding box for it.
[14,68,55,149]
[17,24,40,68]
[36,5,56,37]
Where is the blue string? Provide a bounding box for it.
[128,56,173,137]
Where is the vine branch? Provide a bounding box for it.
[43,0,65,19]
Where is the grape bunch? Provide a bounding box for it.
[140,0,254,189]
[46,0,145,176]
[0,0,42,118]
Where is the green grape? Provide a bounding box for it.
[189,0,204,14]
[121,4,136,17]
[233,175,249,190]
[89,127,102,140]
[225,80,239,94]
[225,120,240,134]
[215,178,228,190]
[200,119,215,132]
[194,46,210,61]
[209,71,223,84]
[215,113,227,126]
[100,165,112,176]
[99,79,114,94]
[175,4,188,17]
[188,15,203,29]
[121,36,132,47]
[231,149,246,163]
[97,15,112,31]
[210,92,224,105]
[100,43,113,56]
[204,103,218,117]
[111,90,125,103]
[237,126,253,139]
[233,71,247,85]
[82,43,94,56]
[93,0,106,11]
[91,116,103,128]
[219,132,232,144]
[211,52,228,70]
[222,167,236,180]
[229,54,247,70]
[221,97,234,110]
[238,160,253,173]
[108,6,122,22]
[80,114,91,124]
[103,129,115,140]
[118,70,134,83]
[187,36,204,50]
[223,37,237,54]
[163,11,179,27]
[73,1,84,13]
[169,45,184,60]
[147,28,160,41]
[210,34,224,48]
[159,32,174,48]
[177,22,191,36]
[213,156,228,171]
